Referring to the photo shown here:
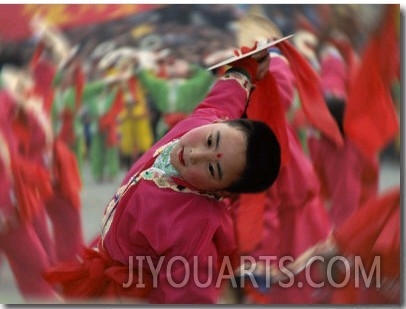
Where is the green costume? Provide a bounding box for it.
[137,65,214,138]
[82,81,121,182]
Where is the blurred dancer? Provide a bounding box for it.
[308,4,399,228]
[51,55,86,173]
[226,14,342,304]
[27,17,85,264]
[326,186,400,304]
[0,61,57,301]
[137,50,215,138]
[82,62,130,182]
[307,40,378,227]
[105,54,154,170]
[273,186,400,304]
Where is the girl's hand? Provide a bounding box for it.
[231,51,271,82]
[252,51,270,80]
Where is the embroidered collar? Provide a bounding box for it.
[152,139,180,177]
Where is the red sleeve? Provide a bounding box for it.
[191,74,251,121]
[279,40,344,148]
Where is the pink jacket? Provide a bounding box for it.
[101,73,251,303]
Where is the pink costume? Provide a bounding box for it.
[46,70,252,303]
[237,57,331,304]
[0,91,57,300]
[308,47,379,228]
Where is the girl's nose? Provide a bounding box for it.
[189,149,215,164]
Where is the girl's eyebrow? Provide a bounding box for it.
[215,131,222,180]
[215,130,220,150]
[217,161,223,180]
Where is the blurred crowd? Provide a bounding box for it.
[1,4,398,170]
[1,4,389,71]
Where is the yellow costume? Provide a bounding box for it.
[117,78,153,169]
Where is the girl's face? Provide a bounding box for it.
[170,122,247,191]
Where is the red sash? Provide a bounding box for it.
[45,238,153,302]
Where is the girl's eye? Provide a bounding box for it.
[208,163,214,177]
[207,135,212,147]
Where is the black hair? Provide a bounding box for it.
[325,96,346,136]
[224,119,281,193]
